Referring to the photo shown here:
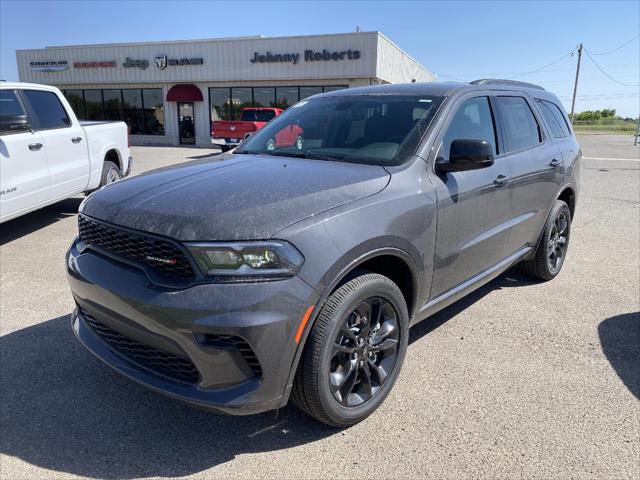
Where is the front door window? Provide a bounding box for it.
[178,102,195,144]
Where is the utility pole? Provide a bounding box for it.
[570,43,583,122]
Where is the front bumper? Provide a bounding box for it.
[66,239,318,415]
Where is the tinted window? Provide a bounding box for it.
[300,86,322,100]
[0,90,25,117]
[103,89,123,122]
[537,99,570,138]
[23,90,70,129]
[142,89,164,135]
[496,96,541,152]
[240,109,276,122]
[209,88,231,121]
[441,96,497,159]
[237,95,444,166]
[231,87,253,120]
[64,89,85,119]
[123,89,143,134]
[84,90,104,120]
[274,87,298,109]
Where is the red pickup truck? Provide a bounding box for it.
[211,107,302,152]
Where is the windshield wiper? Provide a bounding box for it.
[266,150,343,161]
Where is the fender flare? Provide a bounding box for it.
[281,246,420,402]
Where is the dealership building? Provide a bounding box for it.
[16,31,436,146]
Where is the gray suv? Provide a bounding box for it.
[67,80,580,426]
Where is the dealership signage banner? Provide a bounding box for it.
[250,49,361,65]
[74,61,117,68]
[29,60,68,72]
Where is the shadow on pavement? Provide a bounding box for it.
[0,315,337,478]
[598,312,640,399]
[0,271,541,478]
[0,197,82,245]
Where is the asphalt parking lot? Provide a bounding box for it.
[1,135,638,479]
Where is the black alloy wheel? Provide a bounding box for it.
[547,210,569,274]
[291,273,409,427]
[330,297,400,407]
[519,199,571,281]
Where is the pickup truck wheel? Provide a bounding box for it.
[100,161,122,187]
[291,273,408,427]
[519,200,571,281]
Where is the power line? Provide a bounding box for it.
[590,33,640,55]
[513,51,574,78]
[583,47,640,87]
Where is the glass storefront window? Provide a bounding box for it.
[274,87,299,109]
[299,86,323,100]
[323,85,348,93]
[253,87,275,108]
[122,89,144,135]
[230,87,253,120]
[142,89,164,135]
[209,87,231,122]
[84,90,104,120]
[64,89,86,119]
[103,89,123,121]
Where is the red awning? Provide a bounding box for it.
[166,84,203,102]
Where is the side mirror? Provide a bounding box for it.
[437,139,494,172]
[0,114,31,134]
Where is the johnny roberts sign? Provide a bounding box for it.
[250,49,361,65]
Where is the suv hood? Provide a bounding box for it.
[82,154,390,241]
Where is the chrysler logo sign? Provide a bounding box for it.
[29,60,68,72]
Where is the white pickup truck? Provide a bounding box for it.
[0,82,132,223]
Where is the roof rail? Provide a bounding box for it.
[470,79,545,91]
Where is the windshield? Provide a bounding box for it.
[240,109,277,122]
[235,94,444,165]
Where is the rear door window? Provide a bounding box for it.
[441,96,498,159]
[496,96,542,152]
[536,99,570,138]
[0,90,25,117]
[22,90,71,130]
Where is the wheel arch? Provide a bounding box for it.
[282,247,419,404]
[557,185,576,219]
[104,148,122,172]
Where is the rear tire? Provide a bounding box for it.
[291,273,409,427]
[99,161,122,188]
[519,200,571,281]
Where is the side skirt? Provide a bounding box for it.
[412,246,533,326]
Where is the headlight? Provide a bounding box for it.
[186,241,304,280]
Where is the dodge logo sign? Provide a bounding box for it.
[154,55,168,70]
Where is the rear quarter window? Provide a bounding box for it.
[536,99,571,138]
[496,96,542,152]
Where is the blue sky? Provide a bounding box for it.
[1,0,638,117]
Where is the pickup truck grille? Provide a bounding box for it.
[78,214,196,280]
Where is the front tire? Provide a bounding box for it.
[520,199,571,280]
[291,273,409,427]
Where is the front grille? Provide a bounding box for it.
[199,334,262,378]
[82,311,201,385]
[78,214,195,280]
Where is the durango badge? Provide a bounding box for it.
[145,255,177,265]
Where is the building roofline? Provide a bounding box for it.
[16,31,380,52]
[376,31,436,79]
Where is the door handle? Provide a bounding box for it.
[493,174,510,187]
[549,158,561,168]
[71,137,82,143]
[28,142,43,151]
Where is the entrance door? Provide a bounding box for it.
[178,102,195,145]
